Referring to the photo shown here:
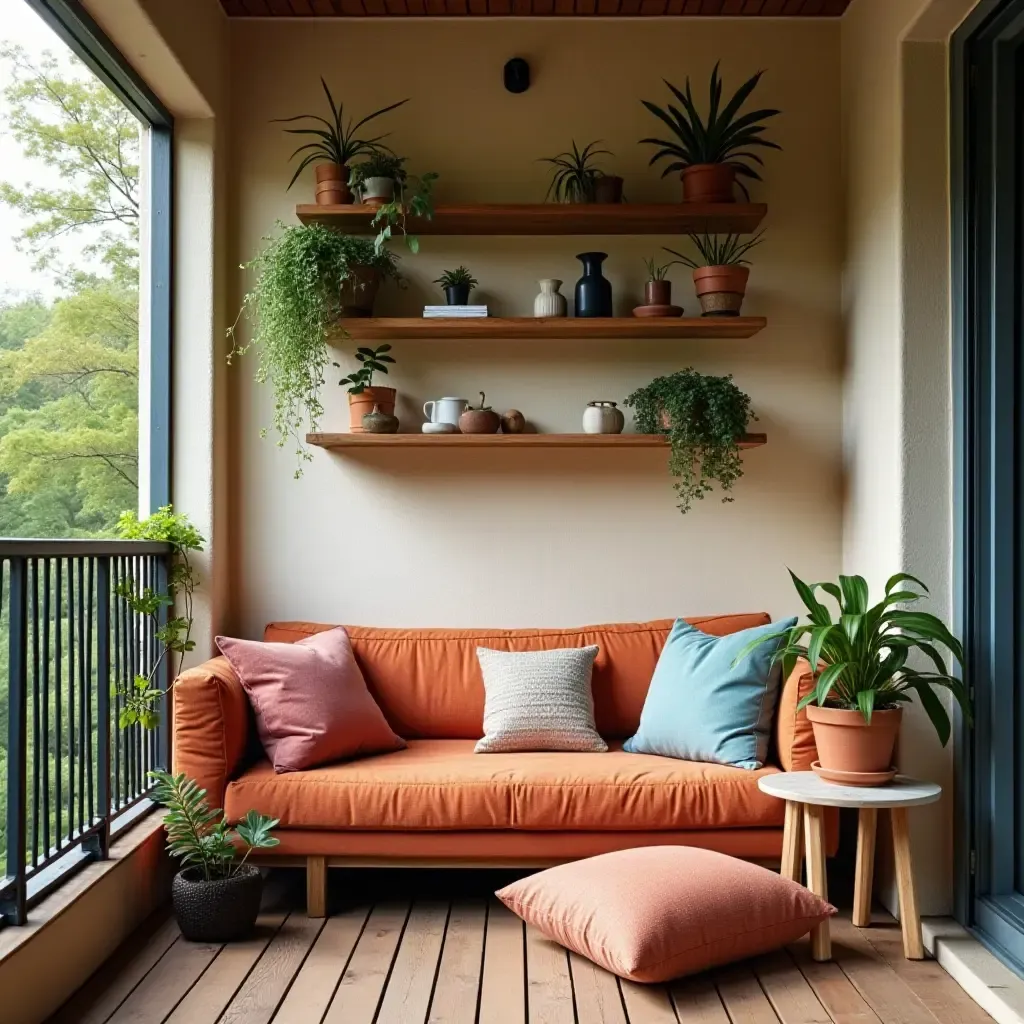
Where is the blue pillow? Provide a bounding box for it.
[623,617,797,770]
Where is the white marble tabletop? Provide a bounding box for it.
[758,771,942,809]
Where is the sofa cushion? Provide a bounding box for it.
[263,615,772,740]
[223,739,785,832]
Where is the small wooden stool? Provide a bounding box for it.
[757,772,941,962]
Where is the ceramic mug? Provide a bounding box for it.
[423,397,469,427]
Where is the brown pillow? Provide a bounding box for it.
[216,627,404,772]
[496,846,834,983]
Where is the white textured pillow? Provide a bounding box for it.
[474,646,607,753]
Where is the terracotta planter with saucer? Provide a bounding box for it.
[349,387,396,432]
[806,704,902,785]
[681,163,736,203]
[314,162,353,205]
[633,279,683,318]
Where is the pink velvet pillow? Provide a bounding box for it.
[496,846,834,983]
[216,627,404,773]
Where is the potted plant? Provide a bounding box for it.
[624,368,754,515]
[540,140,614,203]
[739,571,971,781]
[368,167,438,256]
[664,231,763,316]
[350,151,407,208]
[640,63,780,203]
[274,79,408,206]
[434,266,479,306]
[228,223,401,473]
[642,257,674,308]
[149,770,279,943]
[336,343,397,432]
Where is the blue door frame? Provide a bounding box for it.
[953,0,1024,972]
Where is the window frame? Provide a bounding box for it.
[22,0,173,511]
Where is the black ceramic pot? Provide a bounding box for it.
[171,865,262,943]
[444,283,471,306]
[574,252,612,317]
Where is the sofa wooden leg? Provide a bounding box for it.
[307,856,327,918]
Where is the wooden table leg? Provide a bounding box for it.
[781,800,804,883]
[891,807,924,959]
[307,855,327,918]
[803,804,831,961]
[853,807,878,927]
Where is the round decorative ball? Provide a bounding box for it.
[501,410,526,434]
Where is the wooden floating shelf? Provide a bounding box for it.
[307,433,768,450]
[296,202,766,236]
[339,317,766,341]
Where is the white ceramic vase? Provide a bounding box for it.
[534,279,567,318]
[582,401,625,434]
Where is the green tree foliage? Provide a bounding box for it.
[0,43,140,284]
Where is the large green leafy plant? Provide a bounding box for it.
[741,572,971,744]
[115,506,203,729]
[149,770,279,881]
[228,223,400,474]
[625,368,754,514]
[640,63,780,197]
[274,78,408,188]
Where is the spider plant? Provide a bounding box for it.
[737,571,971,744]
[640,63,780,197]
[664,230,764,269]
[643,257,674,281]
[275,78,409,190]
[540,140,613,203]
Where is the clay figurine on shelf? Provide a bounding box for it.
[362,404,400,434]
[459,393,501,434]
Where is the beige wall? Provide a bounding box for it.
[841,0,978,916]
[228,18,843,636]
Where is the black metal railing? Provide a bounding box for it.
[0,540,172,926]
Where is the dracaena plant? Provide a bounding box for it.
[664,230,764,269]
[274,78,409,188]
[740,572,971,745]
[640,63,780,197]
[149,770,279,881]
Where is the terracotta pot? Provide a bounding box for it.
[681,163,736,203]
[806,705,903,775]
[592,175,624,203]
[314,162,353,205]
[693,265,749,317]
[459,408,501,434]
[348,387,396,433]
[339,266,382,318]
[645,280,671,306]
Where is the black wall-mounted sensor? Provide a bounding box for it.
[504,58,530,94]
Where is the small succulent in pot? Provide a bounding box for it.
[274,79,409,205]
[336,344,398,433]
[434,265,479,306]
[664,231,763,317]
[149,770,279,943]
[640,63,780,202]
[540,140,613,203]
[350,151,407,208]
[643,256,676,307]
[459,392,501,434]
[737,571,971,780]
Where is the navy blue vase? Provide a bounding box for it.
[574,252,612,317]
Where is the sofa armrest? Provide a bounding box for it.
[774,657,818,772]
[172,656,251,810]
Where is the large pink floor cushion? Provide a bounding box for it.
[216,627,405,773]
[496,846,834,983]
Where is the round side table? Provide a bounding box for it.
[757,772,941,963]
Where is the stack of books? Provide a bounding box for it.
[423,305,489,318]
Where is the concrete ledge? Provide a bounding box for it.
[924,917,1024,1024]
[0,813,171,1024]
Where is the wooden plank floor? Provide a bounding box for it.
[51,871,994,1024]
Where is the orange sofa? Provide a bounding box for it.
[173,614,825,916]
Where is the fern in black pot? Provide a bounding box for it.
[150,770,279,942]
[625,368,755,514]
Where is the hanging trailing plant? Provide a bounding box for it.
[625,368,754,514]
[228,222,400,475]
